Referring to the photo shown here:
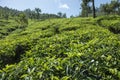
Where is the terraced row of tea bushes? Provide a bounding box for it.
[0,18,69,68]
[0,19,27,39]
[0,17,120,79]
[96,15,120,34]
[0,20,54,68]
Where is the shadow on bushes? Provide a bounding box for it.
[0,44,29,69]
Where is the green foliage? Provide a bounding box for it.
[0,19,18,38]
[80,0,96,18]
[0,16,120,79]
[100,0,120,15]
[34,8,41,19]
[0,6,60,21]
[57,12,67,18]
[15,13,28,29]
[53,25,60,34]
[96,15,120,33]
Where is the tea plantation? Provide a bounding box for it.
[0,16,120,80]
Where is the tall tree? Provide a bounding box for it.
[92,0,96,18]
[81,0,96,18]
[81,0,88,17]
[24,8,32,19]
[57,12,62,18]
[100,0,120,15]
[81,0,92,17]
[35,8,41,19]
[62,13,67,18]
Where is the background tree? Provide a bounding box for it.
[100,0,120,15]
[24,8,32,19]
[92,0,96,18]
[81,0,96,18]
[35,8,41,19]
[62,13,67,18]
[57,12,67,18]
[57,12,62,18]
[0,6,61,20]
[81,0,91,17]
[70,15,74,18]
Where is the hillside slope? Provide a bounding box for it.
[0,17,120,80]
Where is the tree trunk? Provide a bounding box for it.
[92,0,96,18]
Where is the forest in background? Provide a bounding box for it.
[0,0,120,19]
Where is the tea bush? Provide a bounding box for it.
[96,15,120,34]
[0,16,120,79]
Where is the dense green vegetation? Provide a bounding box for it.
[0,6,65,20]
[80,0,120,17]
[96,15,120,34]
[0,15,120,79]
